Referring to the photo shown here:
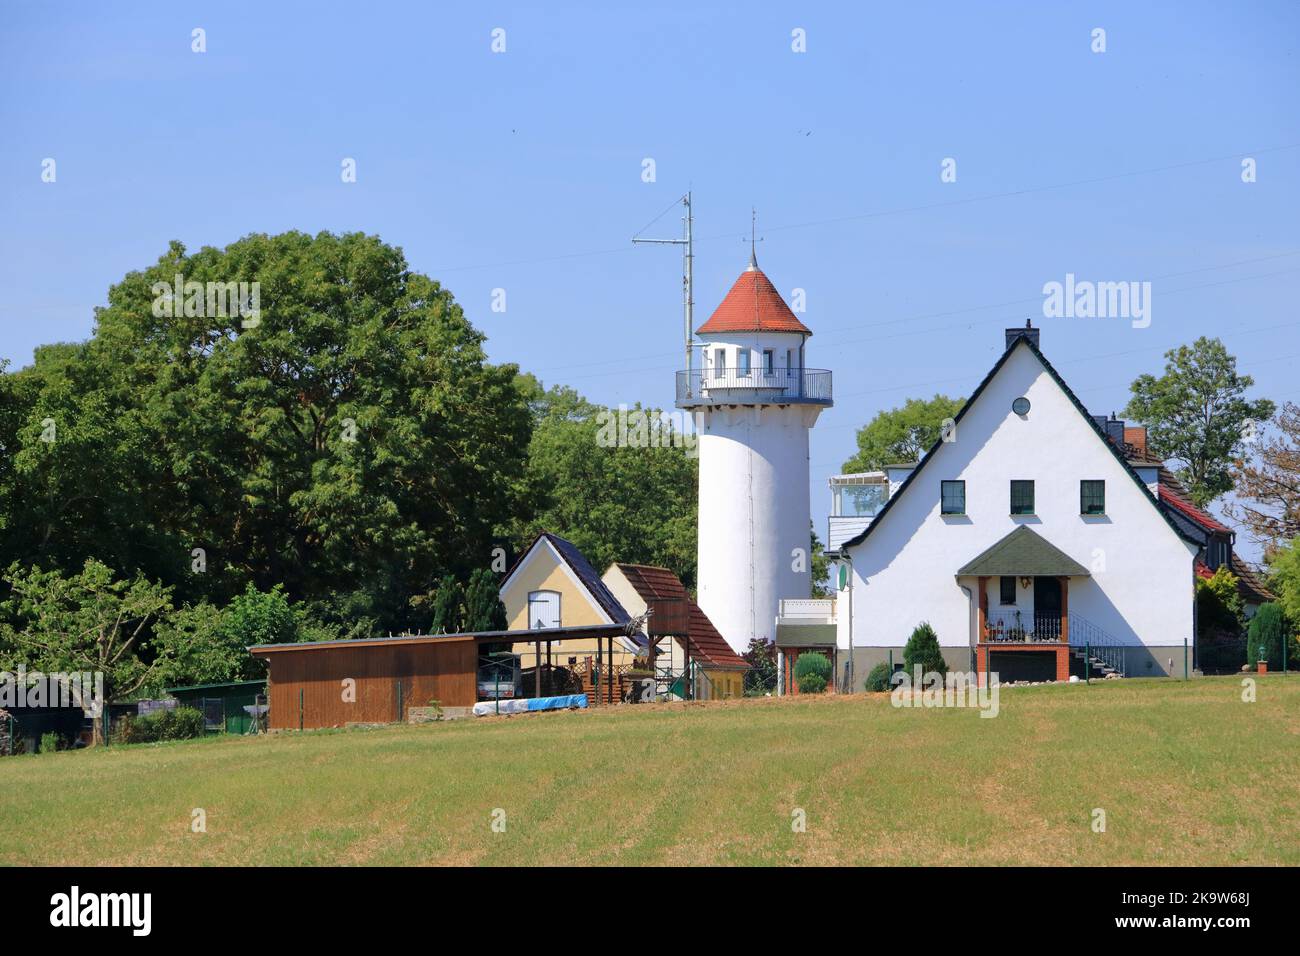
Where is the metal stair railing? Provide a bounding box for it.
[1067,613,1129,677]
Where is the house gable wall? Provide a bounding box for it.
[840,343,1196,658]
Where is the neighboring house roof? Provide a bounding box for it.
[615,562,689,605]
[684,601,750,670]
[695,260,813,337]
[503,532,633,626]
[610,562,749,670]
[1123,426,1150,458]
[1158,481,1231,535]
[837,331,1202,553]
[957,525,1091,577]
[1229,553,1275,605]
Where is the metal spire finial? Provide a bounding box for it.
[746,207,761,271]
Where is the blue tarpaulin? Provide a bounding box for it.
[526,694,588,711]
[473,694,589,717]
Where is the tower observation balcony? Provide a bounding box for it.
[674,368,833,409]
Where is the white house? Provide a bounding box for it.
[677,251,832,654]
[810,323,1205,687]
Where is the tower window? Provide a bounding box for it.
[714,348,726,375]
[763,349,774,375]
[738,349,751,375]
[1010,480,1035,515]
[941,480,966,515]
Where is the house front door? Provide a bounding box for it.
[1033,577,1062,641]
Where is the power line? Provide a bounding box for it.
[430,142,1300,274]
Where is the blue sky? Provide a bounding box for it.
[2,1,1297,558]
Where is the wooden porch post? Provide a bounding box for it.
[1059,576,1069,644]
[977,576,988,642]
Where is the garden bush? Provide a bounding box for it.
[864,661,893,692]
[903,621,947,677]
[1247,603,1292,668]
[794,652,831,694]
[113,706,206,744]
[39,731,61,754]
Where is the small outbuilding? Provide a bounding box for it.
[164,680,267,735]
[249,623,639,730]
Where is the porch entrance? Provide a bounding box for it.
[1033,576,1062,641]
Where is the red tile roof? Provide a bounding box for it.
[616,563,687,604]
[612,563,749,670]
[683,601,750,671]
[1157,476,1231,534]
[695,263,812,337]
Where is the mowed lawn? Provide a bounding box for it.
[2,676,1297,866]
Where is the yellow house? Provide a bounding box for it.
[499,533,642,682]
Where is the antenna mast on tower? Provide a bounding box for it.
[632,191,694,374]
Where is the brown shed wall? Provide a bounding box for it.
[261,638,478,730]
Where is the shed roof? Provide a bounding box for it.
[249,622,635,655]
[164,680,266,694]
[957,525,1090,577]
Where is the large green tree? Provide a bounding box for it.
[509,374,697,588]
[1124,337,1274,507]
[0,559,174,741]
[1,232,533,632]
[842,394,964,473]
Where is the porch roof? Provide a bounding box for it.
[957,526,1090,577]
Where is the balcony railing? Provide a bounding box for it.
[777,598,836,622]
[982,609,1064,643]
[675,368,833,408]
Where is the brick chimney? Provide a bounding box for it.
[1124,426,1148,457]
[1005,319,1041,351]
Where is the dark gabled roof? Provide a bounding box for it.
[503,532,632,626]
[838,331,1202,553]
[956,525,1090,577]
[1229,552,1275,605]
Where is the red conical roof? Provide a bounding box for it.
[695,259,812,336]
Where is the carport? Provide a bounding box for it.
[250,622,643,730]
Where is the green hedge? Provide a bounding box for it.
[113,706,206,744]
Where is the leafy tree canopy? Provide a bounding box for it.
[1228,401,1300,548]
[1124,337,1274,507]
[842,395,964,473]
[0,232,533,633]
[507,374,697,589]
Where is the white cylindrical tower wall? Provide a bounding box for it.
[696,403,818,653]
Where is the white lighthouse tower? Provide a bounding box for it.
[676,249,832,654]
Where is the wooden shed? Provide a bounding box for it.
[249,623,636,730]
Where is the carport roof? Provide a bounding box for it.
[248,622,637,654]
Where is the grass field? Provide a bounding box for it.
[2,676,1297,866]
